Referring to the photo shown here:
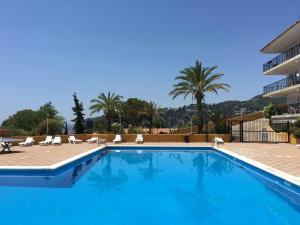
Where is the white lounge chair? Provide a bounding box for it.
[68,136,83,144]
[212,137,224,147]
[39,136,53,146]
[135,134,144,144]
[19,137,34,147]
[52,137,62,145]
[113,134,122,144]
[296,144,300,149]
[87,137,98,144]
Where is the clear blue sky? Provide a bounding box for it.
[0,0,299,123]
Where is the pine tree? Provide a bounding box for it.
[63,122,69,135]
[72,93,85,134]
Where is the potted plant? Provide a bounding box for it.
[292,118,300,144]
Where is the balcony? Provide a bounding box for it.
[263,75,300,95]
[263,43,300,73]
[271,103,300,121]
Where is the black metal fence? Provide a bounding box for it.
[230,120,289,143]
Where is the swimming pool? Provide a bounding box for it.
[0,147,300,225]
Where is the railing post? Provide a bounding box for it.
[205,120,208,142]
[287,121,290,143]
[239,121,243,142]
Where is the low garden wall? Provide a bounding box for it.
[289,135,300,145]
[11,133,231,145]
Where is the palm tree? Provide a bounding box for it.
[170,60,230,133]
[138,153,164,181]
[90,92,123,132]
[140,101,159,134]
[88,155,128,193]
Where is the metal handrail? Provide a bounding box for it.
[263,75,300,94]
[263,43,300,72]
[263,77,289,94]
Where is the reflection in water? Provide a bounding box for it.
[138,153,164,182]
[88,154,128,193]
[172,187,219,223]
[193,153,206,191]
[173,152,231,223]
[206,153,233,177]
[169,152,184,165]
[117,152,151,165]
[0,153,104,188]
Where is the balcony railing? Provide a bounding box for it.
[263,75,300,94]
[263,43,300,72]
[263,77,289,94]
[273,103,300,115]
[288,103,300,114]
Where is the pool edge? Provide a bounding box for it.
[214,146,300,188]
[0,145,107,171]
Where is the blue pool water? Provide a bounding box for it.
[0,148,300,225]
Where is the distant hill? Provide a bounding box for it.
[84,94,285,130]
[159,94,285,128]
[208,94,285,118]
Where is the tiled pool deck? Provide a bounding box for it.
[0,143,100,167]
[1,142,300,178]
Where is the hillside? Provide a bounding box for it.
[84,94,285,131]
[159,94,285,128]
[208,94,285,117]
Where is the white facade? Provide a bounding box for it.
[262,19,300,121]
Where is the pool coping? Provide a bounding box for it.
[215,146,300,188]
[0,145,107,171]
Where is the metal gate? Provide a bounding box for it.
[231,120,289,143]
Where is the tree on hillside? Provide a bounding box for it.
[1,110,39,132]
[38,102,59,120]
[36,119,64,135]
[209,109,229,134]
[139,101,160,134]
[170,60,230,133]
[1,102,64,135]
[122,98,148,127]
[89,92,123,132]
[72,93,86,134]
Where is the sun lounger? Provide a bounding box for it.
[212,137,224,147]
[39,136,53,146]
[87,137,98,144]
[135,134,144,144]
[68,136,83,144]
[113,134,122,144]
[52,137,62,145]
[19,137,34,147]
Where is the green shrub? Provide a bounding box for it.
[263,103,275,120]
[294,118,300,128]
[111,122,121,134]
[36,119,63,135]
[134,127,143,134]
[9,129,28,136]
[293,130,300,138]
